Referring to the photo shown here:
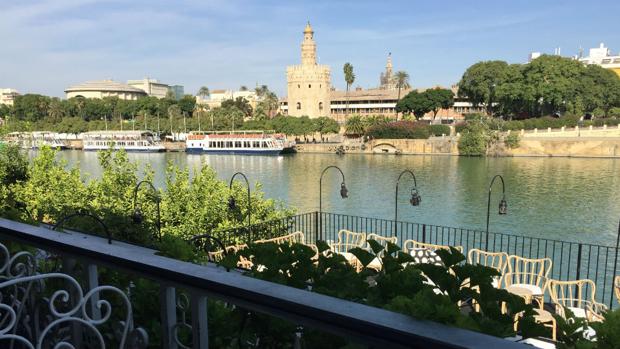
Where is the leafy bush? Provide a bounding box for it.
[458,122,490,156]
[428,124,451,136]
[504,133,520,149]
[609,107,620,117]
[365,121,430,139]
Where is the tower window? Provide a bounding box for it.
[309,84,311,88]
[296,102,301,110]
[298,84,300,88]
[319,102,323,110]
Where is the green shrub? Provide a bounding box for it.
[504,120,524,131]
[504,133,520,149]
[609,107,620,117]
[428,124,451,136]
[458,122,490,156]
[365,121,430,139]
[454,123,468,134]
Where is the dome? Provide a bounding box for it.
[65,80,147,94]
[304,22,313,34]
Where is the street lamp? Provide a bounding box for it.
[132,180,162,242]
[229,172,251,235]
[53,211,112,244]
[395,170,421,237]
[485,174,507,250]
[190,233,228,263]
[318,165,348,240]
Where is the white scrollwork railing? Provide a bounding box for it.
[0,242,148,348]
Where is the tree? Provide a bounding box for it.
[345,115,365,137]
[394,71,411,120]
[313,117,340,140]
[197,86,210,100]
[396,91,435,119]
[221,97,253,118]
[458,61,511,116]
[240,85,248,91]
[425,88,455,119]
[167,104,182,133]
[343,63,355,118]
[165,90,177,100]
[255,85,269,98]
[578,65,620,116]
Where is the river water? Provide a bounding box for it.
[55,151,620,246]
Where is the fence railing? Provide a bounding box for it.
[220,211,620,309]
[0,217,531,348]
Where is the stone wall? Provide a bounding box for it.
[508,138,620,158]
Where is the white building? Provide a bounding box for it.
[0,88,20,106]
[197,89,258,109]
[127,78,171,99]
[65,80,147,100]
[578,43,620,77]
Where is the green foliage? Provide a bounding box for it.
[396,90,434,119]
[428,124,451,136]
[345,115,365,136]
[314,116,340,137]
[590,308,620,349]
[222,240,543,345]
[458,121,491,156]
[365,121,430,139]
[504,132,520,149]
[458,56,620,118]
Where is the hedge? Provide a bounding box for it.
[428,125,451,136]
[365,121,430,139]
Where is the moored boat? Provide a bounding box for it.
[186,131,295,155]
[81,130,165,152]
[5,132,67,150]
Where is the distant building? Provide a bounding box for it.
[169,85,185,100]
[197,89,258,109]
[578,43,620,77]
[528,52,542,63]
[127,78,170,98]
[379,53,397,90]
[0,88,20,106]
[285,22,331,118]
[65,80,147,100]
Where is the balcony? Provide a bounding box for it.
[0,216,536,348]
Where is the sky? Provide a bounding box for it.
[1,0,619,98]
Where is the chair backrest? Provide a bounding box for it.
[366,233,397,256]
[506,255,552,287]
[207,245,241,263]
[403,240,463,254]
[334,230,366,252]
[255,231,305,245]
[615,276,620,302]
[467,249,508,275]
[548,279,596,311]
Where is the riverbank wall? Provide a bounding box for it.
[296,137,620,158]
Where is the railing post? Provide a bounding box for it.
[191,292,209,349]
[575,244,583,301]
[422,224,426,243]
[160,286,178,349]
[315,211,320,242]
[86,264,101,320]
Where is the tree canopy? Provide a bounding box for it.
[396,89,454,120]
[458,55,620,118]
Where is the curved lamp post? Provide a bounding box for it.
[485,174,507,250]
[53,211,112,244]
[229,172,251,236]
[318,166,348,240]
[395,170,421,237]
[190,233,228,262]
[132,180,162,241]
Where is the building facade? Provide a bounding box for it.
[286,23,331,118]
[578,43,620,77]
[169,85,185,100]
[65,80,147,100]
[0,88,19,106]
[197,89,258,109]
[127,78,170,98]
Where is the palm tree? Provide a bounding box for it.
[345,115,365,137]
[343,63,355,120]
[263,91,279,118]
[395,71,410,120]
[197,86,210,100]
[255,85,269,98]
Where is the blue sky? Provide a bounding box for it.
[1,0,619,98]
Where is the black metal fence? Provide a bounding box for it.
[221,211,620,309]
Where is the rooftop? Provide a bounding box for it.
[65,79,147,94]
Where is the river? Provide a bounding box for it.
[55,151,620,247]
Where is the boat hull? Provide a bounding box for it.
[186,148,284,155]
[83,147,166,152]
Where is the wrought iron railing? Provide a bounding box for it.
[0,217,530,348]
[218,211,620,309]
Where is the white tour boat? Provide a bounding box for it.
[5,132,67,150]
[81,131,165,152]
[185,131,295,155]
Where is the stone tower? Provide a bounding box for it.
[380,53,396,90]
[286,22,331,118]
